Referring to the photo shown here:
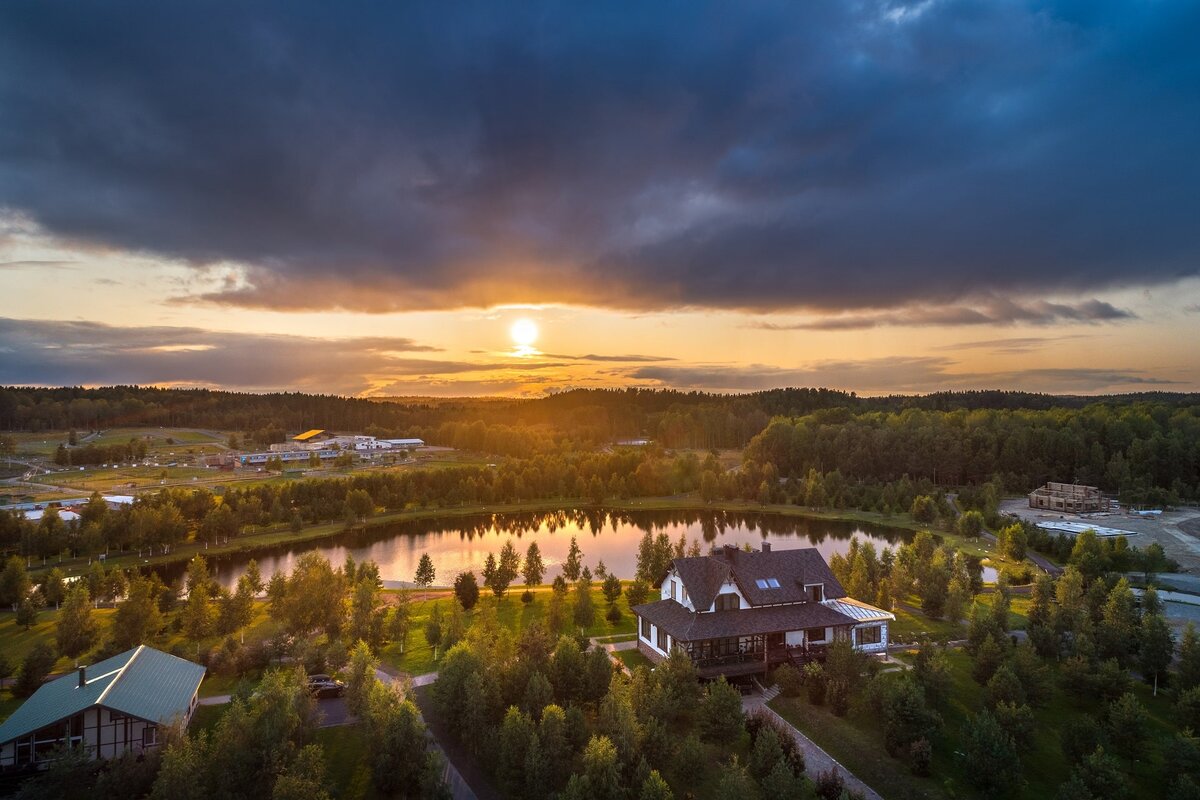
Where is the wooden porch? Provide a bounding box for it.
[687,629,844,679]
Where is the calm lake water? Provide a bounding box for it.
[176,509,931,591]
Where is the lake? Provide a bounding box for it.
[178,508,931,591]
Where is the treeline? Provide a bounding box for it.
[52,439,149,466]
[745,403,1200,500]
[6,385,1199,455]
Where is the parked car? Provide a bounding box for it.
[305,674,346,698]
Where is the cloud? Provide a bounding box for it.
[627,359,1177,394]
[0,2,1197,313]
[543,353,677,363]
[750,299,1135,331]
[931,335,1086,355]
[0,318,569,394]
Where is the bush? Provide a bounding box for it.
[815,768,848,800]
[605,604,622,623]
[773,664,803,697]
[746,710,804,776]
[454,572,480,611]
[14,643,57,697]
[909,737,932,777]
[828,678,851,717]
[521,590,534,604]
[804,661,826,705]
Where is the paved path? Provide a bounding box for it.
[377,667,477,800]
[743,693,883,800]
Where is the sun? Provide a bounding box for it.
[510,318,539,348]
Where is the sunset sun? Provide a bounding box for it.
[510,318,539,348]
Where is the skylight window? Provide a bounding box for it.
[755,578,781,589]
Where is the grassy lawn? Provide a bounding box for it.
[771,649,1178,800]
[613,648,654,672]
[0,606,118,675]
[378,584,640,676]
[0,691,22,725]
[29,465,221,493]
[188,703,228,734]
[316,725,377,800]
[890,590,1035,646]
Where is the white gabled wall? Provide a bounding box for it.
[660,569,695,611]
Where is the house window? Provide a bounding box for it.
[716,593,739,611]
[807,584,825,602]
[671,580,678,601]
[641,616,652,641]
[656,626,667,652]
[858,625,882,645]
[754,578,781,590]
[143,725,158,747]
[808,627,827,643]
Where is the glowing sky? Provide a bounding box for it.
[1,1,1198,397]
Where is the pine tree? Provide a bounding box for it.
[524,542,546,588]
[563,537,583,582]
[414,554,436,588]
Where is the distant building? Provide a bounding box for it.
[291,429,329,443]
[379,438,424,449]
[1028,482,1105,513]
[0,646,205,768]
[22,508,80,523]
[103,495,136,509]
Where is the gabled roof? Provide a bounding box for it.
[670,557,732,611]
[633,598,855,641]
[292,429,326,441]
[665,545,846,609]
[0,646,205,745]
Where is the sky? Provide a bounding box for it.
[0,0,1198,397]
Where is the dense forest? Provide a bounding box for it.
[744,405,1200,503]
[3,385,1199,453]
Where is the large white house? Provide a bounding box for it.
[0,646,205,768]
[632,543,893,679]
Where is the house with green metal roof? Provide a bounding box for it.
[0,645,205,768]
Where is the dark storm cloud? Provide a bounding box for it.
[1,1,1198,312]
[0,318,564,393]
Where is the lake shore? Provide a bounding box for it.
[29,496,944,577]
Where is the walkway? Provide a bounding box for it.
[377,667,477,800]
[742,692,883,800]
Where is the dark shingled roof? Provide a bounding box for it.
[670,556,732,611]
[666,545,846,609]
[632,598,855,642]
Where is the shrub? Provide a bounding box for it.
[773,664,803,697]
[804,661,826,705]
[828,678,851,717]
[605,604,622,623]
[521,590,534,604]
[909,737,932,777]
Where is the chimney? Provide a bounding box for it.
[77,667,86,688]
[761,542,771,553]
[721,544,738,562]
